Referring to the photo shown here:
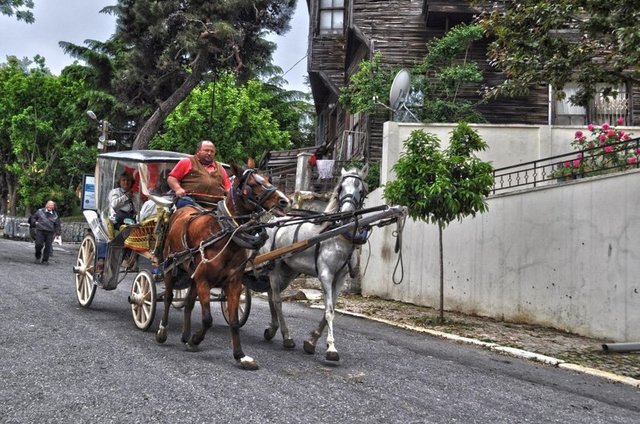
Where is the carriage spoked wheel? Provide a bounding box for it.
[219,286,252,328]
[129,269,157,331]
[74,234,98,307]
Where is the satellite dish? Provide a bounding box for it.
[388,69,419,122]
[389,69,411,111]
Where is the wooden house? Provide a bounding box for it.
[304,0,640,164]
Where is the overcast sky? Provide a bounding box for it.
[0,1,309,93]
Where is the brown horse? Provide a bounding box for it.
[155,163,290,369]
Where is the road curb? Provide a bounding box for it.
[334,307,640,389]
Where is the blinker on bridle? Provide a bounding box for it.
[236,168,277,211]
[338,174,366,210]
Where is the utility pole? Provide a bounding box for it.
[87,110,116,152]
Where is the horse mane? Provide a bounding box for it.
[324,186,340,213]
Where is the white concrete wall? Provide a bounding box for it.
[367,122,640,342]
[381,122,633,184]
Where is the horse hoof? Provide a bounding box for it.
[239,356,259,370]
[303,340,316,354]
[264,328,276,341]
[186,341,200,352]
[283,338,295,349]
[156,328,167,344]
[326,351,340,362]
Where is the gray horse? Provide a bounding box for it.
[261,165,368,361]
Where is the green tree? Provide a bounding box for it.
[0,0,34,23]
[149,73,292,164]
[339,24,486,123]
[100,0,296,150]
[0,58,97,215]
[473,0,640,106]
[415,23,486,123]
[254,63,315,148]
[383,123,494,321]
[339,52,392,114]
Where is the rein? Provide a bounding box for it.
[165,169,275,278]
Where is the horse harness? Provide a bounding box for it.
[267,172,370,277]
[163,168,274,282]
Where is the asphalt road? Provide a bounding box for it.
[1,237,639,423]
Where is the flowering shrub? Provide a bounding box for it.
[554,117,636,179]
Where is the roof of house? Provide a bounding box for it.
[259,145,318,170]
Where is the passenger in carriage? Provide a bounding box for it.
[96,171,137,273]
[108,171,137,230]
[167,140,231,209]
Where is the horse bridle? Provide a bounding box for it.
[337,174,367,211]
[233,168,277,213]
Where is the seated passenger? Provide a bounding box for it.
[138,199,158,222]
[109,171,137,230]
[96,171,137,274]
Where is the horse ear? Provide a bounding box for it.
[247,157,256,168]
[361,163,369,178]
[231,163,244,178]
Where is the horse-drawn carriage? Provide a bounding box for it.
[72,150,253,331]
[73,149,406,369]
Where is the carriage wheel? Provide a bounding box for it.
[74,234,97,308]
[130,269,157,331]
[220,286,252,328]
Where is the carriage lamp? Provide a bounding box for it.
[86,110,117,152]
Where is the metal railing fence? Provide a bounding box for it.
[491,136,640,194]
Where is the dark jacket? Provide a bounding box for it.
[34,208,61,235]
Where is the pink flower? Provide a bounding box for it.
[618,131,625,139]
[624,134,632,140]
[576,153,583,159]
[604,146,614,153]
[607,129,616,138]
[636,148,640,155]
[602,123,610,130]
[563,161,571,168]
[572,159,581,168]
[599,133,607,143]
[627,157,638,164]
[587,123,595,131]
[575,130,583,138]
[617,117,625,125]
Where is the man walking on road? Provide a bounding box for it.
[32,200,61,265]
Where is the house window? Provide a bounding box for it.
[319,0,344,35]
[555,83,628,125]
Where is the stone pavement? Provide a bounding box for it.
[278,285,640,389]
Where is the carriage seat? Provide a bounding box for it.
[123,195,173,260]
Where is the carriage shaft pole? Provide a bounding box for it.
[252,206,406,267]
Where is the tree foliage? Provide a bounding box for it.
[0,58,97,215]
[383,123,494,321]
[0,0,34,23]
[101,0,296,150]
[384,123,493,226]
[415,23,486,123]
[473,0,640,106]
[339,52,392,114]
[339,24,486,123]
[149,72,292,163]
